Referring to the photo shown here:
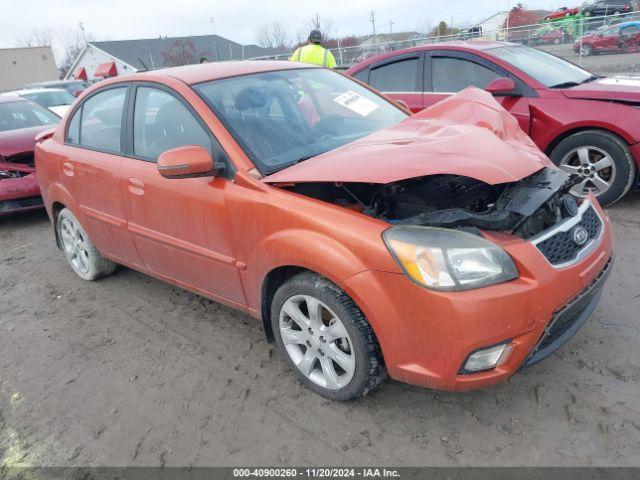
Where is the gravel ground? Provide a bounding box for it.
[0,194,639,467]
[537,44,640,76]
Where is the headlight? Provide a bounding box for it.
[382,226,519,291]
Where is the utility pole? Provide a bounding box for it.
[386,20,394,34]
[313,13,320,30]
[369,10,376,35]
[78,22,87,42]
[209,17,220,62]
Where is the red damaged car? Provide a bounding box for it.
[0,97,59,216]
[347,42,640,206]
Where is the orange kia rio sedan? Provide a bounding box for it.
[35,62,613,400]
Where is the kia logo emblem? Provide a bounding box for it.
[572,226,589,246]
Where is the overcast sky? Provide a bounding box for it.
[3,0,570,50]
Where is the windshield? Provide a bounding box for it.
[489,45,594,88]
[0,100,59,132]
[195,68,407,174]
[22,90,75,108]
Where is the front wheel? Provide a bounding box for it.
[271,272,386,401]
[550,130,637,206]
[57,208,117,280]
[580,43,593,56]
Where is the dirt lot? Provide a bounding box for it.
[0,194,639,467]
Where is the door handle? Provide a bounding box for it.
[128,177,145,195]
[62,162,74,177]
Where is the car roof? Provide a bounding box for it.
[123,60,316,85]
[25,80,85,87]
[2,88,67,96]
[0,95,28,104]
[348,41,515,72]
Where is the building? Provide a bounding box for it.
[360,31,422,49]
[472,11,508,40]
[0,46,59,91]
[64,35,286,81]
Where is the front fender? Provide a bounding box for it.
[243,228,371,314]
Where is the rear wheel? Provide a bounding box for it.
[550,130,637,206]
[57,208,117,280]
[271,272,385,401]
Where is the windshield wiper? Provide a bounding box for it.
[550,75,601,89]
[550,81,581,89]
[263,155,317,175]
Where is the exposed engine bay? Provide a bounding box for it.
[284,167,582,239]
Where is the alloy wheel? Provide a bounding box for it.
[279,295,355,390]
[60,216,91,274]
[558,145,615,197]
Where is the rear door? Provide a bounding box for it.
[120,83,246,306]
[423,50,532,134]
[365,52,424,112]
[60,85,142,266]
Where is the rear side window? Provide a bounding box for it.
[79,88,126,153]
[621,25,640,36]
[369,58,418,92]
[352,68,369,83]
[66,108,80,144]
[133,87,211,161]
[431,57,501,93]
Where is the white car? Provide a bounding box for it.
[0,88,75,117]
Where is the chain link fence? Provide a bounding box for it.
[251,10,640,76]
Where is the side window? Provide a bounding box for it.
[431,57,502,93]
[369,58,418,92]
[133,87,211,161]
[352,68,369,84]
[66,108,80,144]
[80,88,126,153]
[621,25,640,36]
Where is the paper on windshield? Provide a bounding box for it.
[334,90,379,117]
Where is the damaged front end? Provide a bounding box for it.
[0,152,43,215]
[280,166,581,240]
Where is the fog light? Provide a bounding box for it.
[462,342,512,373]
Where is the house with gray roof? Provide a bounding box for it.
[64,34,287,81]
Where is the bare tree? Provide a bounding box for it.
[15,27,55,47]
[58,26,95,78]
[294,15,335,47]
[255,22,291,49]
[162,39,211,67]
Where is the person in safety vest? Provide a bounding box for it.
[290,30,337,68]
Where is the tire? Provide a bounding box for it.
[57,208,117,280]
[271,272,386,401]
[550,130,637,206]
[580,43,593,56]
[553,37,561,45]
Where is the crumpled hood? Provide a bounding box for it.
[0,125,52,158]
[561,77,640,103]
[263,87,551,186]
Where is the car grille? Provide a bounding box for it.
[532,202,602,268]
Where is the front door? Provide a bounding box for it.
[423,51,532,135]
[120,84,246,306]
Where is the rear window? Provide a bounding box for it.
[369,58,419,92]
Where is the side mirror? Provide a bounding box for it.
[157,145,223,179]
[485,77,518,97]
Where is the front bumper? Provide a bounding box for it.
[342,202,613,391]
